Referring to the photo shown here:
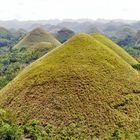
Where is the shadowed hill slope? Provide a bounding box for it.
[1,33,140,137]
[14,27,61,49]
[55,28,75,43]
[91,33,138,65]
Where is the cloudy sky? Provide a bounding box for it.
[0,0,139,20]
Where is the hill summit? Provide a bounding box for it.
[14,27,61,49]
[1,33,140,137]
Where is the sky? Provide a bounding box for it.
[0,0,140,20]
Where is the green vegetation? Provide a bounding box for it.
[0,109,22,140]
[0,27,26,48]
[124,47,140,61]
[105,29,140,61]
[0,42,58,89]
[109,26,136,47]
[1,33,140,138]
[0,110,140,139]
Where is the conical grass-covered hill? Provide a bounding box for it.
[91,33,138,65]
[1,33,140,137]
[14,27,61,49]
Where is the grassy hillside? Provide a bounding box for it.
[91,33,138,65]
[1,33,140,138]
[14,27,61,49]
[28,42,54,51]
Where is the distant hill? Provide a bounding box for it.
[55,28,75,43]
[0,27,11,38]
[116,28,136,47]
[115,26,136,39]
[57,21,100,33]
[14,27,61,49]
[1,33,140,138]
[0,27,26,47]
[134,30,140,49]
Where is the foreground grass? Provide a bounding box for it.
[0,109,140,140]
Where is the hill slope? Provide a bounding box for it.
[91,33,138,65]
[1,33,140,138]
[28,42,54,51]
[14,27,61,49]
[55,28,75,43]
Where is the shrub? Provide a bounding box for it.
[132,64,140,70]
[0,109,22,140]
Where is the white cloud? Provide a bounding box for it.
[0,0,139,20]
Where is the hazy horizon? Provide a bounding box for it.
[0,18,137,22]
[0,0,140,21]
